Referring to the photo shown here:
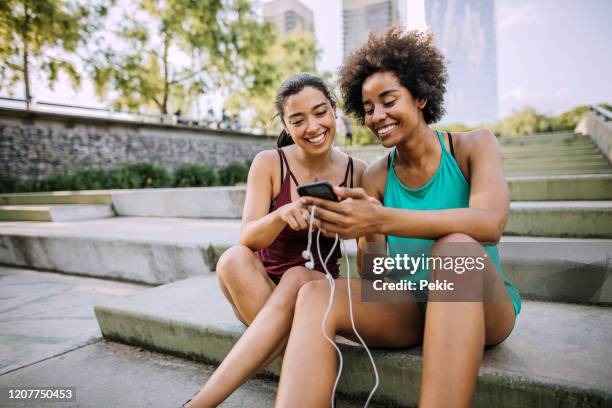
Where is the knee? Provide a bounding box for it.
[436,232,477,245]
[295,279,330,312]
[216,245,254,284]
[278,267,318,293]
[431,233,478,257]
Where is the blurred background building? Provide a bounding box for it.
[264,0,315,35]
[342,0,401,58]
[426,0,499,124]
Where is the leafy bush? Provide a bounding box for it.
[173,164,219,187]
[1,158,254,193]
[109,163,173,188]
[218,161,249,186]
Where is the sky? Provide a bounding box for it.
[11,0,612,121]
[280,0,612,118]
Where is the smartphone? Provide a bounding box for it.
[297,181,339,202]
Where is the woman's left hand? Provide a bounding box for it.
[299,186,382,239]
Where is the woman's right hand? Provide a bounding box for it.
[278,201,310,230]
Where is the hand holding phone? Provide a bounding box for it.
[297,181,339,202]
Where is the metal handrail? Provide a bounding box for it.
[0,95,268,134]
[590,104,612,121]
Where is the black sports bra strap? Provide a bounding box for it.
[276,149,284,182]
[277,148,299,186]
[448,132,455,158]
[341,156,354,187]
[387,152,392,170]
[349,157,354,188]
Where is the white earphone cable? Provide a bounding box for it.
[304,205,379,408]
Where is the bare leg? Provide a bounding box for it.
[187,266,327,408]
[276,279,424,407]
[419,233,516,408]
[215,245,276,325]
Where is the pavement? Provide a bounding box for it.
[0,266,380,408]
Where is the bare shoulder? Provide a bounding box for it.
[249,149,279,177]
[452,128,500,156]
[352,157,368,180]
[362,155,389,199]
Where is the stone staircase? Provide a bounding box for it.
[342,131,612,176]
[1,129,612,407]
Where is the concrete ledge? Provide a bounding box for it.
[506,201,612,238]
[0,217,241,284]
[94,275,612,407]
[0,190,113,205]
[507,174,612,200]
[110,187,245,218]
[325,237,612,305]
[1,217,610,291]
[578,110,612,164]
[0,204,115,222]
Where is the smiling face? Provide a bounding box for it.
[282,86,336,153]
[361,71,427,147]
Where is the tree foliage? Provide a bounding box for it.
[90,0,273,115]
[0,0,109,107]
[225,28,320,130]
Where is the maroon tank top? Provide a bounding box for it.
[256,149,354,284]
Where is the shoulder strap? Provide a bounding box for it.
[340,156,353,188]
[276,149,284,182]
[448,132,455,158]
[277,148,299,186]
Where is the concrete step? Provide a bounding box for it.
[0,217,241,285]
[1,174,607,224]
[0,190,112,205]
[505,168,611,177]
[506,201,612,238]
[497,132,585,145]
[508,174,612,201]
[94,274,612,408]
[502,154,607,164]
[332,237,612,306]
[0,204,115,222]
[2,217,610,303]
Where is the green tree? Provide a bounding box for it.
[225,29,319,130]
[0,0,109,109]
[492,106,563,136]
[91,0,272,115]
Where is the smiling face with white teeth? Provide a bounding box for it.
[361,71,427,148]
[282,86,336,153]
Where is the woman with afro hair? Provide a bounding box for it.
[276,27,521,407]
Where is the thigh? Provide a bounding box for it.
[327,279,424,348]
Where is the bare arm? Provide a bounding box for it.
[356,159,387,277]
[239,150,308,250]
[301,130,509,244]
[378,130,509,243]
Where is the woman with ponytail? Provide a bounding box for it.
[184,72,366,407]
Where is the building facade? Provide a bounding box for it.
[425,0,499,124]
[263,0,315,35]
[342,0,400,58]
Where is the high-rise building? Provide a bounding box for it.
[342,0,400,58]
[263,0,315,35]
[425,0,499,124]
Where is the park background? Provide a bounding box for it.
[0,1,611,407]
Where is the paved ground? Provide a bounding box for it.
[0,267,147,375]
[0,266,379,407]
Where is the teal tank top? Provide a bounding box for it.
[383,130,521,315]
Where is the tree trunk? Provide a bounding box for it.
[161,34,170,115]
[22,2,32,110]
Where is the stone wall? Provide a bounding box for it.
[0,108,276,181]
